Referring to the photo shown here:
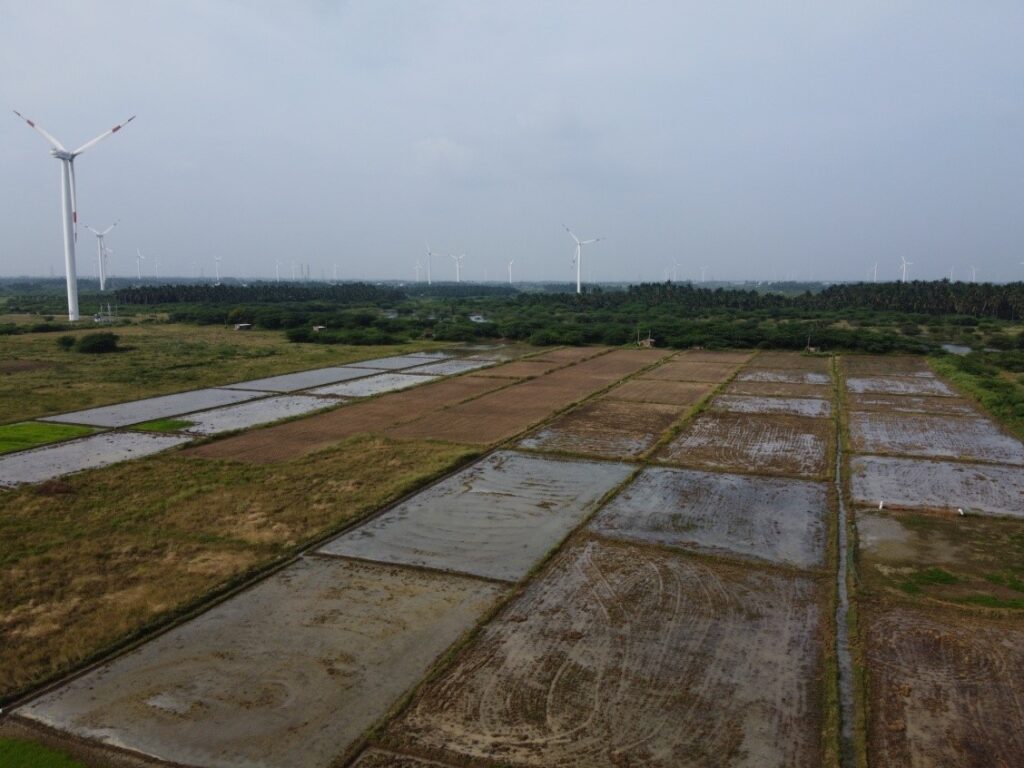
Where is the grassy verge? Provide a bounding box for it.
[929,352,1024,441]
[0,738,87,768]
[133,418,195,432]
[0,422,96,455]
[0,434,476,702]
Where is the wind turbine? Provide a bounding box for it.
[275,260,281,282]
[900,256,912,283]
[672,260,680,282]
[872,262,878,283]
[85,222,117,292]
[700,265,709,283]
[214,256,222,285]
[13,111,135,321]
[971,265,978,283]
[563,225,601,294]
[949,266,955,281]
[135,248,145,281]
[508,259,515,285]
[153,254,160,280]
[414,260,423,282]
[424,245,434,285]
[450,253,465,283]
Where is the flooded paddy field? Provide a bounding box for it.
[847,392,978,416]
[308,372,439,398]
[845,376,956,396]
[16,557,504,768]
[349,354,451,370]
[0,432,191,487]
[404,358,494,376]
[603,378,711,405]
[736,368,831,385]
[641,359,738,382]
[221,365,385,393]
[374,538,826,768]
[177,395,339,436]
[656,411,833,479]
[518,398,682,459]
[712,394,832,418]
[592,467,828,569]
[319,451,633,582]
[40,388,263,428]
[187,374,510,463]
[848,412,1024,464]
[849,455,1024,517]
[863,600,1024,768]
[725,379,832,398]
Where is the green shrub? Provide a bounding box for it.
[75,332,119,354]
[56,335,76,350]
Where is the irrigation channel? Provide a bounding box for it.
[834,432,857,768]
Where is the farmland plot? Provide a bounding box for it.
[592,467,828,569]
[375,538,825,768]
[348,354,451,370]
[527,346,610,364]
[404,359,494,376]
[40,388,263,428]
[221,366,384,393]
[750,352,830,371]
[657,412,833,479]
[308,372,438,398]
[847,393,978,416]
[603,378,710,406]
[848,412,1024,465]
[470,359,561,378]
[177,395,338,436]
[642,360,737,383]
[736,369,831,386]
[679,350,754,365]
[518,399,683,459]
[725,380,831,398]
[845,376,955,397]
[843,355,934,377]
[712,394,831,418]
[17,557,503,768]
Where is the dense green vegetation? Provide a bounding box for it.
[930,350,1024,440]
[0,738,87,768]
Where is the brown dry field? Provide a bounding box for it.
[750,352,833,371]
[468,360,562,378]
[656,411,834,478]
[679,350,755,364]
[0,435,475,700]
[847,392,979,416]
[842,355,934,376]
[863,598,1024,768]
[641,360,739,383]
[186,374,509,463]
[518,398,684,459]
[604,378,711,406]
[375,537,826,768]
[725,379,832,398]
[527,346,611,363]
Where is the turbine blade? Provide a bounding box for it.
[581,238,600,245]
[13,110,66,151]
[71,115,136,156]
[563,225,580,244]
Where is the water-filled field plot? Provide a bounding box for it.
[843,355,934,377]
[736,368,831,385]
[309,372,438,398]
[318,451,633,582]
[864,600,1024,768]
[850,455,1024,517]
[518,399,683,459]
[404,358,493,376]
[656,412,833,479]
[849,412,1024,465]
[178,395,338,436]
[725,379,831,398]
[375,538,825,768]
[349,354,451,370]
[642,360,737,382]
[712,394,832,418]
[40,388,263,428]
[604,378,711,406]
[592,468,828,569]
[0,432,191,487]
[17,557,503,768]
[845,376,955,397]
[848,393,978,416]
[222,365,384,393]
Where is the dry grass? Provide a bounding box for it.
[0,435,475,700]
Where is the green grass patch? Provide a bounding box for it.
[0,422,96,455]
[0,738,87,768]
[898,567,959,594]
[962,594,1024,610]
[133,418,195,432]
[984,572,1024,592]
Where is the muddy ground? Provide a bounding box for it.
[845,376,955,397]
[712,394,832,418]
[736,368,831,386]
[848,412,1024,465]
[847,393,978,416]
[641,360,738,382]
[842,355,935,377]
[376,537,825,768]
[725,380,832,398]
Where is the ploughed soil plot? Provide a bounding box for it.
[849,455,1024,517]
[309,372,439,397]
[17,557,504,768]
[857,510,1024,609]
[656,411,833,479]
[375,537,826,768]
[221,365,384,392]
[847,392,978,416]
[319,451,632,582]
[843,354,934,377]
[747,352,831,371]
[592,467,828,569]
[736,368,831,385]
[186,375,509,463]
[845,376,955,397]
[469,359,562,378]
[848,412,1024,465]
[40,388,263,428]
[518,399,683,459]
[863,599,1024,768]
[603,378,711,406]
[712,394,832,418]
[527,346,610,363]
[0,435,474,700]
[725,379,831,398]
[175,395,338,436]
[679,350,754,364]
[0,432,191,487]
[642,359,738,383]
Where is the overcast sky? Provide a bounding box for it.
[2,1,1023,284]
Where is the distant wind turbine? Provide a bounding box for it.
[414,259,423,282]
[424,245,434,285]
[900,256,912,283]
[85,222,117,292]
[700,265,709,283]
[672,260,681,282]
[13,110,135,320]
[871,262,878,283]
[949,266,955,281]
[214,256,222,285]
[563,225,601,294]
[275,260,281,282]
[508,259,515,285]
[135,248,145,280]
[971,265,978,283]
[450,253,465,283]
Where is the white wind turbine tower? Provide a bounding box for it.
[563,225,601,294]
[900,256,912,283]
[872,262,878,283]
[275,260,282,282]
[135,248,145,281]
[450,253,465,283]
[13,111,135,321]
[424,246,434,285]
[414,260,423,282]
[153,254,160,280]
[85,222,117,292]
[672,260,681,282]
[214,256,222,285]
[507,259,515,285]
[700,265,709,283]
[971,265,978,283]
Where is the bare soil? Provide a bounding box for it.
[604,378,711,406]
[642,360,739,383]
[725,380,832,398]
[843,355,934,377]
[751,352,832,371]
[527,346,611,363]
[377,537,826,768]
[518,399,684,459]
[656,411,833,479]
[848,412,1024,465]
[679,350,755,364]
[847,393,978,416]
[469,360,562,378]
